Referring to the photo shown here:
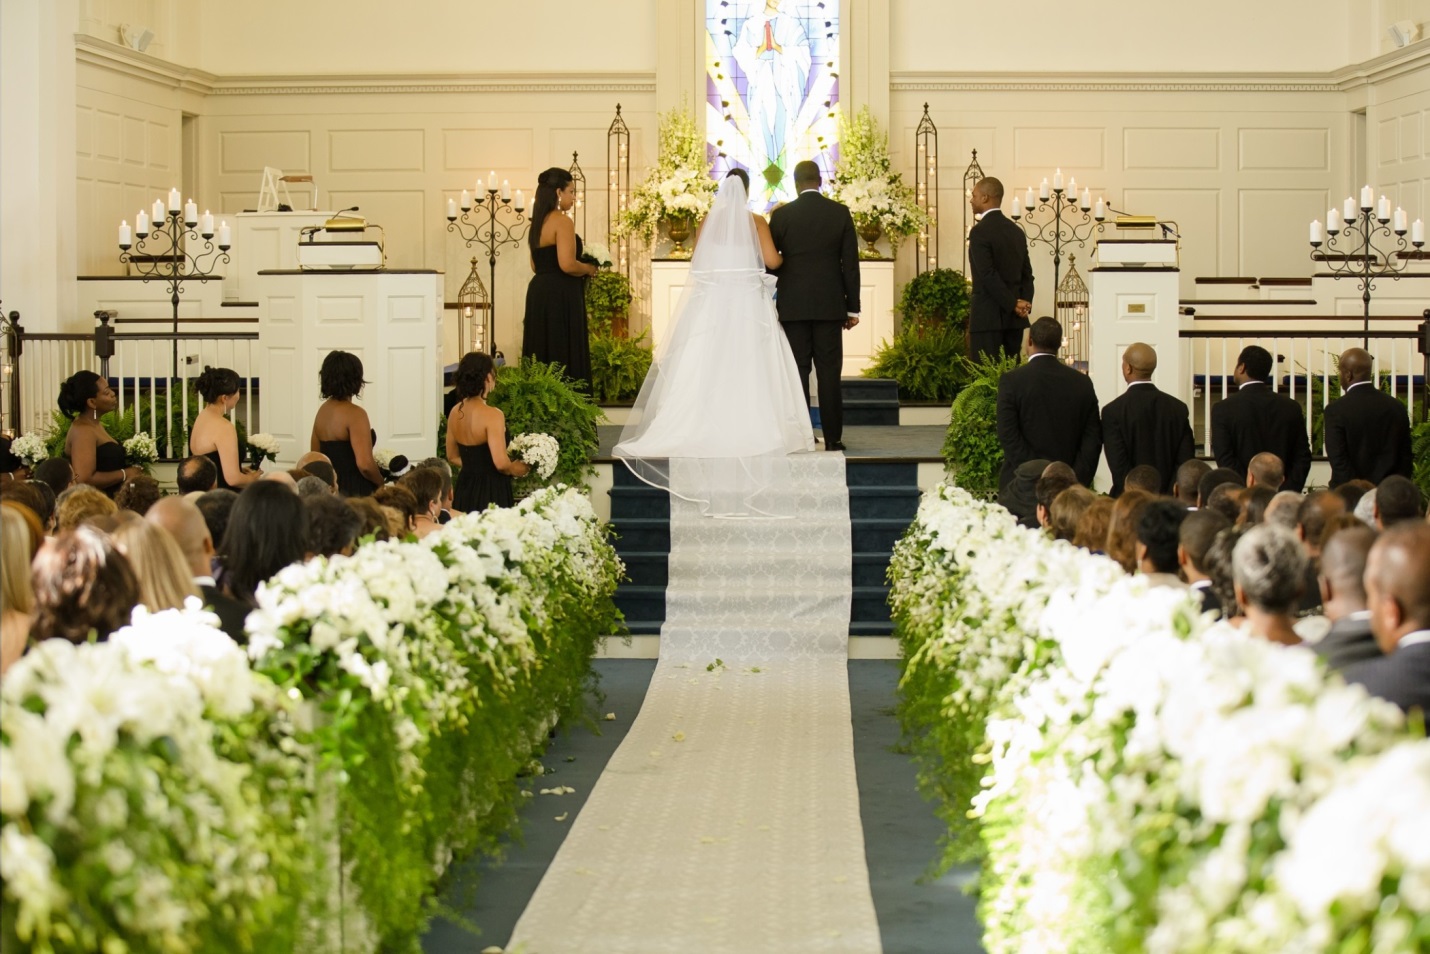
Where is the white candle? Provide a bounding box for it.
[1053,168,1063,191]
[1010,196,1022,218]
[217,221,231,247]
[119,220,131,246]
[152,199,166,225]
[1039,178,1050,200]
[447,197,457,219]
[1378,195,1392,221]
[1067,176,1077,197]
[135,211,148,234]
[489,171,497,192]
[460,189,471,210]
[502,179,511,200]
[168,187,181,211]
[1025,187,1035,209]
[1310,219,1324,244]
[1094,198,1105,220]
[1415,219,1426,244]
[1395,208,1408,233]
[1344,197,1358,222]
[1361,185,1374,209]
[1327,208,1341,232]
[514,189,526,211]
[1080,188,1091,210]
[201,210,214,235]
[184,199,197,225]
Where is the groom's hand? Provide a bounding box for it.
[843,313,860,330]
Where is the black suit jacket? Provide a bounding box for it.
[996,355,1102,487]
[1323,383,1413,488]
[968,209,1034,334]
[1190,581,1223,618]
[769,191,860,322]
[1313,615,1381,673]
[200,582,251,645]
[1100,382,1195,496]
[1343,640,1430,715]
[1210,382,1313,492]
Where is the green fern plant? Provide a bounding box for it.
[488,358,600,493]
[862,322,967,401]
[943,353,1021,499]
[589,331,653,403]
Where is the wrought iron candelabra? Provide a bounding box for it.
[1309,191,1424,342]
[118,202,231,379]
[447,187,529,356]
[1010,171,1105,303]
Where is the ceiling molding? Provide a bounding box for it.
[1331,38,1430,91]
[207,74,657,96]
[74,34,216,94]
[889,71,1341,94]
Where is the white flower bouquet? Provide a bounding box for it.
[122,430,157,469]
[10,432,49,467]
[245,431,280,465]
[615,105,717,241]
[580,242,613,269]
[508,432,559,482]
[372,447,396,471]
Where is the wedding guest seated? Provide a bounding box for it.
[24,481,56,531]
[176,454,218,496]
[1204,483,1244,524]
[304,494,363,558]
[296,476,331,499]
[111,518,200,612]
[300,460,339,494]
[0,437,24,484]
[997,458,1049,530]
[346,497,394,543]
[218,482,308,606]
[1343,522,1430,714]
[1263,491,1303,532]
[1373,475,1422,528]
[262,470,299,492]
[1334,479,1375,513]
[1050,486,1097,543]
[146,497,249,642]
[1203,526,1247,622]
[1035,462,1079,531]
[1173,458,1210,508]
[1197,467,1242,510]
[1,505,38,677]
[1246,452,1285,491]
[373,484,419,537]
[1107,489,1154,573]
[399,466,447,540]
[1,500,42,562]
[1072,497,1113,554]
[54,484,117,531]
[1312,523,1380,672]
[295,450,332,470]
[30,525,139,644]
[1136,499,1188,588]
[1231,525,1307,645]
[1354,487,1378,527]
[1123,464,1162,498]
[1295,490,1347,614]
[1180,509,1232,616]
[1241,485,1275,526]
[194,489,238,553]
[310,350,382,497]
[418,457,461,522]
[32,458,75,497]
[0,482,49,530]
[189,366,262,490]
[114,473,164,516]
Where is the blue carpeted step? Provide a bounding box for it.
[624,619,664,636]
[619,551,669,587]
[846,461,919,487]
[853,552,893,587]
[850,620,895,637]
[852,518,913,553]
[609,485,670,521]
[615,585,665,623]
[842,378,901,427]
[849,485,921,520]
[852,585,892,622]
[841,378,900,401]
[609,518,670,552]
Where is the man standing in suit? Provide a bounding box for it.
[996,316,1102,487]
[1343,522,1430,715]
[967,177,1034,361]
[1210,345,1313,492]
[1323,347,1413,487]
[1100,342,1194,496]
[769,160,861,452]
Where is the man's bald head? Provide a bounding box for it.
[1318,523,1376,616]
[296,450,332,470]
[1365,522,1430,653]
[1247,452,1285,491]
[146,495,213,576]
[1338,348,1374,386]
[974,177,1004,205]
[1122,343,1157,380]
[262,471,299,491]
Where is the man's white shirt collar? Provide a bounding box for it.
[194,575,216,588]
[1127,380,1154,387]
[1239,380,1267,389]
[1398,629,1430,650]
[1347,380,1373,391]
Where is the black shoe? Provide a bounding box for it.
[825,441,845,452]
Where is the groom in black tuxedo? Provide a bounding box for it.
[769,160,861,451]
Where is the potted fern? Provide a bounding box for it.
[862,268,972,402]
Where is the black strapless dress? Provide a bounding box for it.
[321,440,378,498]
[521,241,591,392]
[95,441,126,495]
[203,450,233,490]
[453,439,513,512]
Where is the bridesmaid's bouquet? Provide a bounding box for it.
[11,431,49,468]
[508,433,559,482]
[580,242,613,269]
[246,432,281,467]
[123,431,158,470]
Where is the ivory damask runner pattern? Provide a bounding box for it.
[508,455,881,953]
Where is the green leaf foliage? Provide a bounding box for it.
[1414,419,1430,502]
[897,268,971,329]
[589,331,653,404]
[943,354,1020,499]
[862,322,967,402]
[488,358,600,493]
[584,271,634,334]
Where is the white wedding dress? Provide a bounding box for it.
[613,176,817,517]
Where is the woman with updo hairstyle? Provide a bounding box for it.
[58,370,144,493]
[189,366,261,490]
[521,166,598,392]
[445,351,530,513]
[309,350,381,497]
[30,525,140,644]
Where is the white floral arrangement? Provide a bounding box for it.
[10,431,49,467]
[245,431,280,463]
[508,432,560,482]
[122,430,157,467]
[372,447,396,470]
[829,106,927,255]
[581,242,613,268]
[615,105,718,241]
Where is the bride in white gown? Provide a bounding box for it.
[614,171,817,517]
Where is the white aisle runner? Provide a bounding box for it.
[508,454,881,953]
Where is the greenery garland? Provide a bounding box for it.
[943,354,1019,498]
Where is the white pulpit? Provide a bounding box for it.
[251,269,443,468]
[647,258,895,376]
[228,212,332,301]
[1089,239,1182,490]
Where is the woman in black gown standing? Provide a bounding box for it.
[521,167,598,393]
[309,351,382,497]
[445,352,529,512]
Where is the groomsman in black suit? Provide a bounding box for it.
[1100,342,1195,497]
[1210,345,1313,492]
[769,160,861,452]
[996,317,1102,488]
[1323,347,1413,488]
[1343,523,1430,715]
[967,177,1034,361]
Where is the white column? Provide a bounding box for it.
[0,0,79,332]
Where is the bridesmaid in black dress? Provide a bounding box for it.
[309,351,382,497]
[445,352,530,512]
[189,366,262,491]
[57,371,144,494]
[521,167,598,392]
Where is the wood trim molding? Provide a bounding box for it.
[75,34,217,94]
[889,70,1341,94]
[208,72,656,96]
